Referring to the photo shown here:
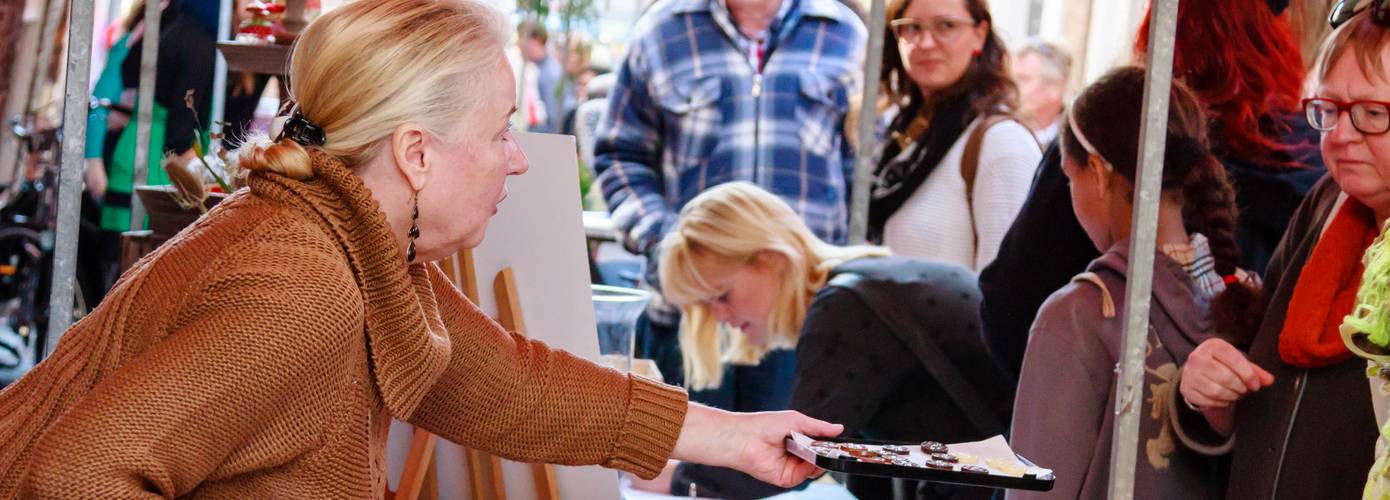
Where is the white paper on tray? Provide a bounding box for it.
[949,435,1021,463]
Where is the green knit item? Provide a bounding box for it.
[1346,223,1390,349]
[1355,224,1390,500]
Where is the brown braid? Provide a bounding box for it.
[1180,155,1241,276]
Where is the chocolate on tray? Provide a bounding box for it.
[881,445,912,455]
[846,448,882,459]
[921,441,949,454]
[923,459,955,470]
[960,465,990,474]
[931,453,959,463]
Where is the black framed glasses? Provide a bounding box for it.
[1330,0,1390,28]
[1303,97,1390,135]
[890,17,978,46]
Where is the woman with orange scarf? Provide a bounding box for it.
[1173,3,1390,498]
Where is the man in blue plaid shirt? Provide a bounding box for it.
[594,0,866,257]
[594,0,864,494]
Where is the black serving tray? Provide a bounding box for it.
[785,434,1055,492]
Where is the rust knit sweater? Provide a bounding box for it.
[0,151,688,497]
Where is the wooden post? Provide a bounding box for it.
[392,428,440,500]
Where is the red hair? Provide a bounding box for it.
[1135,0,1307,165]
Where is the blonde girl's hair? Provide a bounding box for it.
[659,182,890,390]
[235,0,509,179]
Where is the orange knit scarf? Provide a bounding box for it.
[1279,198,1378,368]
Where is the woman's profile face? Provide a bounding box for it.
[1316,48,1390,215]
[895,0,988,94]
[696,252,786,345]
[417,55,530,257]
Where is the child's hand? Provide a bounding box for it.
[1181,338,1274,411]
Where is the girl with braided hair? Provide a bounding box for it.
[1008,66,1263,500]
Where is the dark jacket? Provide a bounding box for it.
[1009,241,1228,500]
[672,257,1011,499]
[980,120,1326,382]
[977,143,1096,381]
[1172,175,1376,499]
[121,2,216,155]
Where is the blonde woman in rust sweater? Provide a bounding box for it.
[0,0,842,496]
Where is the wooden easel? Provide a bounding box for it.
[388,250,559,500]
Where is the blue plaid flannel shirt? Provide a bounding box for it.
[594,0,866,256]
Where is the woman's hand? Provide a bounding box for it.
[85,159,107,200]
[671,404,843,488]
[1181,338,1274,431]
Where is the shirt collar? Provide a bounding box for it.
[670,0,843,22]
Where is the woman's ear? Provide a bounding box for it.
[390,124,430,192]
[973,20,990,52]
[1087,155,1111,200]
[753,250,790,274]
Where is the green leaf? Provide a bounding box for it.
[191,131,204,158]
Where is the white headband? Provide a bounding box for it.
[1067,105,1115,174]
[1067,105,1101,160]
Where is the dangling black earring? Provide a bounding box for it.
[407,192,420,263]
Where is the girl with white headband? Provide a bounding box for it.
[1007,66,1263,500]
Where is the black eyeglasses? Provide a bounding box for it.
[890,17,979,46]
[1330,0,1390,28]
[1303,97,1390,135]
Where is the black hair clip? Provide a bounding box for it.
[277,107,326,147]
[1330,0,1390,28]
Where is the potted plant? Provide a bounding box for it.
[135,91,234,238]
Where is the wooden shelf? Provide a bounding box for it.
[218,41,290,76]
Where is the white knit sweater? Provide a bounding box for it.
[882,117,1042,271]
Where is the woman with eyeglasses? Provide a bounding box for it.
[1172,3,1390,498]
[868,0,1040,271]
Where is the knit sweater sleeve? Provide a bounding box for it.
[408,265,689,479]
[20,237,365,497]
[971,120,1041,270]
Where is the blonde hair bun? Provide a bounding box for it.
[236,135,313,180]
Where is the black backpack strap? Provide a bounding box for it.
[827,273,1005,435]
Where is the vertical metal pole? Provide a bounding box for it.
[25,0,64,119]
[46,0,96,347]
[129,0,160,230]
[0,0,45,188]
[210,0,233,150]
[1107,0,1178,498]
[848,0,886,244]
[6,0,64,185]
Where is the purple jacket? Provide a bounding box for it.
[1009,240,1229,500]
